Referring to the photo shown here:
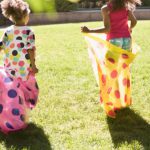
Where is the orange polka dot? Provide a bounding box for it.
[12,61,17,65]
[5,58,8,64]
[111,70,118,78]
[10,43,15,49]
[106,102,113,106]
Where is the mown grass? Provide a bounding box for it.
[0,21,150,150]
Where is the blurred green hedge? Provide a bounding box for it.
[142,0,150,6]
[55,0,77,12]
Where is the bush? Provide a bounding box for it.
[142,0,150,6]
[55,0,77,12]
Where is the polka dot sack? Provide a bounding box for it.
[0,67,39,134]
[84,33,139,118]
[0,25,39,134]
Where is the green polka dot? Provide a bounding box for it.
[20,67,25,71]
[23,35,28,38]
[13,57,19,62]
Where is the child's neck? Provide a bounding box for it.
[15,22,26,26]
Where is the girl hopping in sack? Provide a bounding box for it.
[81,0,141,118]
[0,0,39,133]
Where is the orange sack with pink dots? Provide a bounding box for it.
[84,33,139,118]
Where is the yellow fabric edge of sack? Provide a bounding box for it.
[83,33,138,61]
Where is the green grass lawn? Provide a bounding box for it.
[0,21,150,150]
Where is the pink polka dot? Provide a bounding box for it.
[10,43,15,48]
[22,30,27,34]
[19,61,24,67]
[14,30,20,34]
[17,43,21,48]
[27,43,31,47]
[122,54,129,59]
[107,87,112,94]
[101,74,106,84]
[22,49,27,54]
[123,78,127,86]
[115,90,120,99]
[122,63,128,69]
[108,58,115,64]
[111,70,118,78]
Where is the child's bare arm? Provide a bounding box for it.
[81,5,110,33]
[128,11,137,30]
[27,49,38,74]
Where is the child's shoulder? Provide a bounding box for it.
[4,25,14,33]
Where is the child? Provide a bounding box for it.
[81,0,141,118]
[81,0,141,51]
[0,0,39,133]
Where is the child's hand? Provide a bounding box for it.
[81,26,90,33]
[129,27,132,34]
[31,65,39,74]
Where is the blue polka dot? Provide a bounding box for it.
[0,104,3,113]
[12,108,20,116]
[8,89,17,98]
[6,122,14,129]
[4,77,13,83]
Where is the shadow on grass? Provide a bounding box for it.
[107,108,150,150]
[0,123,52,150]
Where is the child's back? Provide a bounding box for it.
[2,25,35,81]
[107,2,131,40]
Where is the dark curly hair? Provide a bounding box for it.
[0,0,30,23]
[111,0,142,11]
